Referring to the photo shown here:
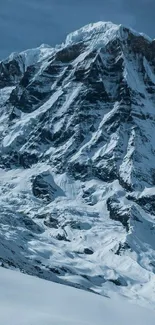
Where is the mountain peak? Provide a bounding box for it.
[65,21,153,49]
[65,21,122,46]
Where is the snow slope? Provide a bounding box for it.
[0,267,155,325]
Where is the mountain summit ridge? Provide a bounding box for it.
[1,21,154,67]
[0,21,155,308]
[65,21,153,47]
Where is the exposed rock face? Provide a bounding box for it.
[32,171,65,202]
[0,21,155,305]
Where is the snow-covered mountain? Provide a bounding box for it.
[0,21,155,307]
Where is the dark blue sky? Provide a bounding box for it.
[0,0,154,59]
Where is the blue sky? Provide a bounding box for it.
[0,0,154,59]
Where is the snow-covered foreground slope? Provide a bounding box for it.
[1,21,155,308]
[0,267,155,325]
